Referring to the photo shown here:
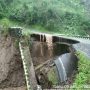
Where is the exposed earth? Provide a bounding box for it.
[0,86,26,90]
[0,32,90,90]
[0,35,26,89]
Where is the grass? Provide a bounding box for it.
[1,0,90,36]
[47,67,58,86]
[0,17,89,37]
[71,51,90,89]
[0,18,52,35]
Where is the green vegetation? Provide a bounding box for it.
[71,51,90,89]
[0,0,90,35]
[47,67,58,86]
[0,0,90,89]
[0,18,10,28]
[0,18,11,36]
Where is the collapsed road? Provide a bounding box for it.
[0,27,90,90]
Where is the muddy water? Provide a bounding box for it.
[46,34,53,57]
[30,34,78,89]
[30,40,71,89]
[30,42,70,67]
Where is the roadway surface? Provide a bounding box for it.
[30,32,90,58]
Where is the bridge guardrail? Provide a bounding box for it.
[58,34,90,40]
[69,35,90,40]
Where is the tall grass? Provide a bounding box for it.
[71,51,90,89]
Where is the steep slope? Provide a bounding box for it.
[0,0,88,35]
[0,35,26,88]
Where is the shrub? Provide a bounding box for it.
[0,18,10,28]
[0,18,11,36]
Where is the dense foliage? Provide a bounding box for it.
[71,52,90,89]
[0,0,90,35]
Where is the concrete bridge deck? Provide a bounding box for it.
[30,31,90,44]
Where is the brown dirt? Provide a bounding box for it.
[30,41,77,89]
[0,86,26,90]
[0,36,26,89]
[30,41,53,67]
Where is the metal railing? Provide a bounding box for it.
[58,34,90,40]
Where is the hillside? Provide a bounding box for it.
[0,0,90,35]
[0,1,90,90]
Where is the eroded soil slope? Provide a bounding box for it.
[0,35,26,89]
